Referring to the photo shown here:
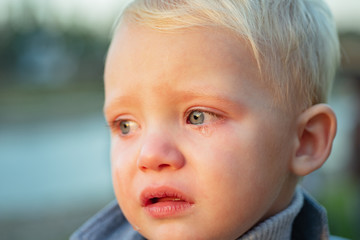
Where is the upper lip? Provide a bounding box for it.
[140,186,194,207]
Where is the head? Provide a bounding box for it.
[104,0,339,239]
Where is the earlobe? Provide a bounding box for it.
[291,104,337,176]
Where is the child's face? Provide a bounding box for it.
[104,23,297,240]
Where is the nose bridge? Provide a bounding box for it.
[137,129,185,172]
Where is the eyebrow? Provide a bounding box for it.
[103,95,141,117]
[172,89,240,106]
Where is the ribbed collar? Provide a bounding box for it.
[238,187,304,240]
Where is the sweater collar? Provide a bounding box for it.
[238,187,304,240]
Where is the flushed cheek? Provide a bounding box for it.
[193,128,278,204]
[111,146,139,209]
[194,178,262,238]
[112,167,143,229]
[112,168,130,205]
[196,164,281,237]
[110,139,139,177]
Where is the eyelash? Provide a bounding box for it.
[107,122,117,134]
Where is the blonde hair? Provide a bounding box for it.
[114,0,340,111]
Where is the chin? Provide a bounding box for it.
[139,223,200,240]
[139,224,241,240]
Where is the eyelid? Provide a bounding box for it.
[185,106,224,116]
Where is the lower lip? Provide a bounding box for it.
[144,201,193,218]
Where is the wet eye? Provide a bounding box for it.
[120,121,131,134]
[114,120,139,136]
[187,110,205,125]
[186,110,221,126]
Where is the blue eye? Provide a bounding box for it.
[187,110,205,125]
[114,120,139,135]
[120,120,131,134]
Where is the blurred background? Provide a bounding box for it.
[0,0,359,239]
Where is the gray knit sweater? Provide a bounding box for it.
[70,187,344,240]
[238,187,303,240]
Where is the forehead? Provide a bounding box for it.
[104,23,271,113]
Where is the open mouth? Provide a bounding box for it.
[140,186,194,218]
[149,197,184,204]
[142,189,190,206]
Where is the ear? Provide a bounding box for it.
[291,104,337,176]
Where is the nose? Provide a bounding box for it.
[137,134,185,172]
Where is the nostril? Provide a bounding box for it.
[158,163,170,169]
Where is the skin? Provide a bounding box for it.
[103,22,313,239]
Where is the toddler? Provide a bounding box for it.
[72,0,343,239]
